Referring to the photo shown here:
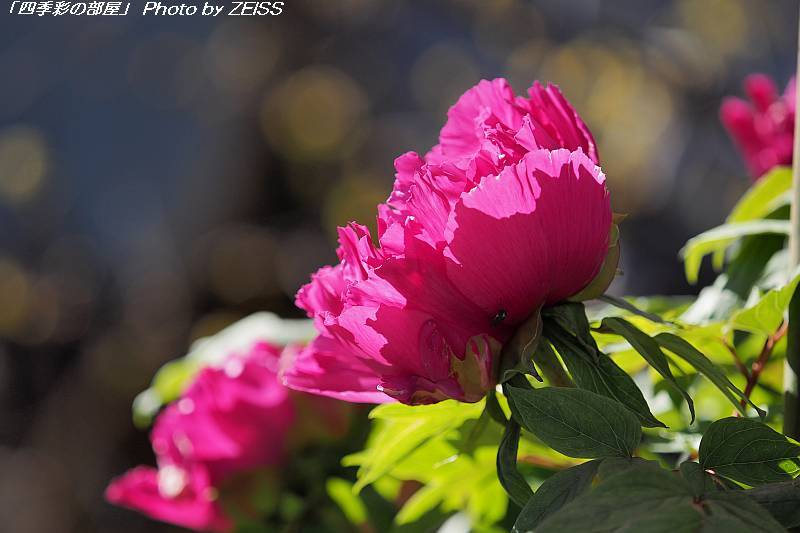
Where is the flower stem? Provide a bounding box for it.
[743,322,787,408]
[721,337,750,381]
[784,4,800,439]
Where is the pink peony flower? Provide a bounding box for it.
[283,79,612,405]
[720,73,796,179]
[105,464,232,532]
[107,342,295,532]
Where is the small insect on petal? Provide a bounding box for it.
[492,309,508,327]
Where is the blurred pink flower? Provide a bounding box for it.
[107,342,295,532]
[283,79,611,405]
[720,73,796,179]
[105,464,232,532]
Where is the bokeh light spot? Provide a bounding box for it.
[0,125,48,204]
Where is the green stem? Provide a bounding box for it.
[784,4,800,439]
[534,342,575,388]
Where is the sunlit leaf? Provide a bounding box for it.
[345,400,509,529]
[326,478,367,525]
[351,400,483,490]
[681,220,790,284]
[728,273,800,335]
[726,167,792,224]
[711,166,791,268]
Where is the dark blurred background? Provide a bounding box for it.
[0,0,797,531]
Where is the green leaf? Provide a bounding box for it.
[326,478,367,525]
[597,294,666,323]
[499,310,543,383]
[132,357,201,428]
[746,479,800,529]
[505,385,641,459]
[485,390,508,425]
[595,456,659,479]
[497,418,533,507]
[699,417,800,486]
[655,332,765,418]
[726,167,792,224]
[682,225,786,325]
[534,463,786,533]
[729,273,800,335]
[545,322,665,428]
[601,317,695,423]
[702,492,789,532]
[512,460,600,532]
[711,166,791,268]
[542,303,598,354]
[346,401,507,530]
[351,400,484,491]
[681,220,791,284]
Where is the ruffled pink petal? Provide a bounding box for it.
[353,234,501,353]
[105,465,232,533]
[386,151,426,214]
[280,334,392,403]
[296,264,347,321]
[444,149,610,323]
[521,82,599,164]
[336,223,383,279]
[429,78,523,163]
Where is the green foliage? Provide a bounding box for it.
[342,166,800,533]
[345,399,511,529]
[348,400,484,491]
[699,417,800,486]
